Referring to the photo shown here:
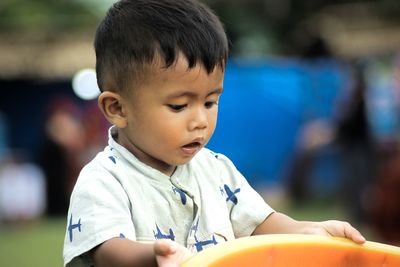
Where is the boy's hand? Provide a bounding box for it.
[154,239,192,267]
[253,212,366,244]
[303,220,366,244]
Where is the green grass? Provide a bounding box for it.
[279,199,350,221]
[0,217,66,267]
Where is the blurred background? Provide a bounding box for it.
[1,0,400,266]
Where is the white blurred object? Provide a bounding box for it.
[72,68,100,100]
[0,158,46,221]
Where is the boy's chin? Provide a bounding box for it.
[173,157,195,166]
[172,154,198,166]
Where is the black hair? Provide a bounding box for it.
[94,0,229,92]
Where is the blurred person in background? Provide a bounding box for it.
[38,96,86,216]
[286,34,340,204]
[334,62,377,225]
[286,32,377,226]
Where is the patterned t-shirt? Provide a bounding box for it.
[63,127,274,266]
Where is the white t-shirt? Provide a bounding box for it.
[63,127,274,266]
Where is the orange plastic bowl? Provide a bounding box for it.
[181,234,400,267]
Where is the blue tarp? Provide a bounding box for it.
[207,58,348,186]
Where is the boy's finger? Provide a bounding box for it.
[344,224,366,244]
[322,220,366,244]
[154,240,177,256]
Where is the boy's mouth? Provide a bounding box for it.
[181,142,202,155]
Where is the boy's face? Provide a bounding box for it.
[118,55,224,175]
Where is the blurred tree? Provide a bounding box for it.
[0,0,100,34]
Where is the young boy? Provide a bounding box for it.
[63,0,366,266]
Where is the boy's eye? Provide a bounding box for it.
[205,101,217,109]
[168,104,187,111]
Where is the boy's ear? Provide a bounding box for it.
[98,91,128,128]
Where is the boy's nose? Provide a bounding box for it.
[188,107,208,131]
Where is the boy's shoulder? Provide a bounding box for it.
[72,150,118,188]
[79,150,110,173]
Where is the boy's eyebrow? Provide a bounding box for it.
[208,87,224,96]
[167,88,224,99]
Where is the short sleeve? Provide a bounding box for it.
[63,164,136,266]
[216,153,275,237]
